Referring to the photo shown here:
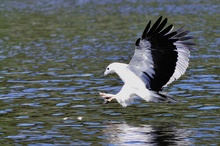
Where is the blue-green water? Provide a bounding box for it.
[0,0,220,145]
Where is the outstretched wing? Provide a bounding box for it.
[128,16,195,91]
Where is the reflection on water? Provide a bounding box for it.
[0,0,220,145]
[103,123,193,146]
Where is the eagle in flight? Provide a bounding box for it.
[100,16,195,107]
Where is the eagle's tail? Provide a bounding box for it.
[149,91,178,103]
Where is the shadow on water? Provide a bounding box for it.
[102,123,193,146]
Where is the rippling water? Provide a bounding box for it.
[0,0,220,145]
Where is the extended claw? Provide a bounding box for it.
[104,99,110,104]
[99,92,115,104]
[99,92,111,99]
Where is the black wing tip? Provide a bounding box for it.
[135,38,141,46]
[142,16,164,38]
[137,16,195,47]
[142,16,170,38]
[158,16,165,21]
[174,29,196,46]
[157,15,163,21]
[159,16,168,23]
[141,20,151,39]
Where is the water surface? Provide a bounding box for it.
[0,0,220,145]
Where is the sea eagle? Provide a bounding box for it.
[100,16,195,107]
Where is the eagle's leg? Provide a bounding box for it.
[99,92,116,104]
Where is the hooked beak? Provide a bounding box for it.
[104,71,108,76]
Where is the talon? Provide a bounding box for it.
[99,92,104,97]
[99,91,115,104]
[104,98,112,104]
[99,92,110,98]
[104,99,110,104]
[99,92,106,97]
